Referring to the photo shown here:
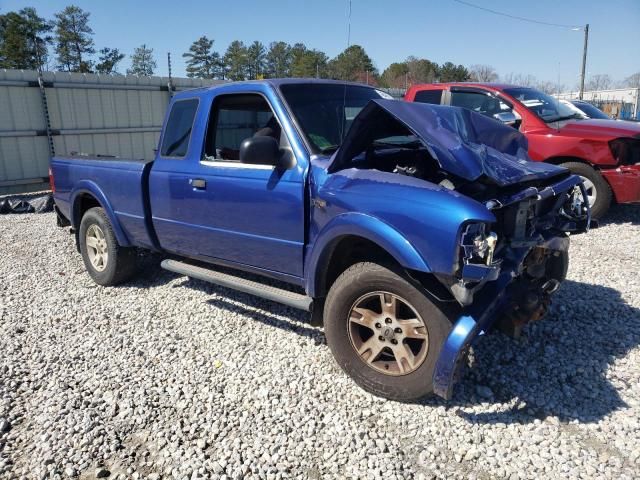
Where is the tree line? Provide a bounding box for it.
[1,5,639,91]
[0,4,472,85]
[0,6,155,75]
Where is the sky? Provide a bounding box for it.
[2,0,639,88]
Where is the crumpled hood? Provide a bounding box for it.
[328,99,567,187]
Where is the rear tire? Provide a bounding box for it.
[323,262,451,401]
[561,161,612,219]
[79,207,137,286]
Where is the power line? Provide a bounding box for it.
[451,0,581,29]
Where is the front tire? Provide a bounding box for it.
[324,262,452,401]
[561,161,612,219]
[79,207,137,286]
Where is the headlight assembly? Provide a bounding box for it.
[609,137,640,166]
[460,223,498,267]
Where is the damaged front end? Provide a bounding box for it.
[433,177,591,399]
[327,99,592,399]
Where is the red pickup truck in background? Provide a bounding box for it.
[405,83,640,218]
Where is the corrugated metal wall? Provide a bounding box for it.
[0,69,224,195]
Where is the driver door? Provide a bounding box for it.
[151,92,306,278]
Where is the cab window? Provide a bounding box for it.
[414,89,443,104]
[204,94,286,162]
[451,90,511,117]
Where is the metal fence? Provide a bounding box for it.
[0,69,224,195]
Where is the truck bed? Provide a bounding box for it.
[51,155,157,249]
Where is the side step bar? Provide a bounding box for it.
[161,259,313,312]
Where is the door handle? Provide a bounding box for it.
[190,178,206,189]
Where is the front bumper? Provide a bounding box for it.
[601,164,640,204]
[433,264,517,399]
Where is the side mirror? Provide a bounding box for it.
[239,136,294,169]
[493,111,518,126]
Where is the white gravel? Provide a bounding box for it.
[1,206,639,479]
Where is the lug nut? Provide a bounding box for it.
[378,335,385,342]
[391,339,398,345]
[375,323,381,329]
[394,327,402,334]
[385,318,392,324]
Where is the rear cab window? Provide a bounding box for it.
[414,89,443,105]
[161,99,199,157]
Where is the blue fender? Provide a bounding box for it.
[305,212,430,297]
[70,180,131,247]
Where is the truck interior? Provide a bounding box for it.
[203,94,285,162]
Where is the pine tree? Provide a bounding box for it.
[183,36,220,79]
[95,47,125,74]
[265,41,291,78]
[127,44,156,76]
[328,45,376,81]
[290,43,328,78]
[53,5,95,72]
[246,41,266,80]
[223,40,248,81]
[438,62,470,82]
[0,7,52,70]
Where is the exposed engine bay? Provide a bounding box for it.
[363,142,459,190]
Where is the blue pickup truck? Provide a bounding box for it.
[51,79,591,401]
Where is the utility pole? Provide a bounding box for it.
[579,23,589,99]
[167,52,174,98]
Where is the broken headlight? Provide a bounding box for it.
[609,137,640,166]
[460,223,498,266]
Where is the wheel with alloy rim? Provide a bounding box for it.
[85,224,109,272]
[79,207,138,286]
[324,262,452,401]
[560,161,612,219]
[348,291,429,376]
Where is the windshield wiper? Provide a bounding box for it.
[545,114,581,123]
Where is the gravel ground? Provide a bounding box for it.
[1,206,639,480]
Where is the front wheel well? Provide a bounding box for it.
[316,235,453,300]
[318,236,399,299]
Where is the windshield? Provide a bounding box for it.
[504,87,581,123]
[280,83,392,153]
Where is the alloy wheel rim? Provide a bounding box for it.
[579,176,597,207]
[347,291,429,376]
[85,224,108,272]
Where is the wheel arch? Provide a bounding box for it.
[71,181,131,247]
[305,213,431,298]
